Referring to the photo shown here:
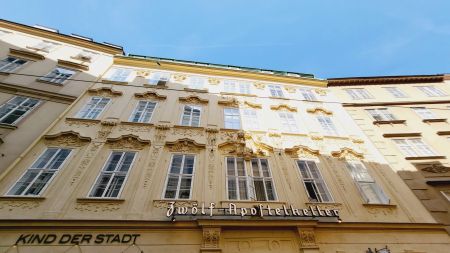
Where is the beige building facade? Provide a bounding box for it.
[328,75,450,234]
[0,55,448,252]
[0,19,123,173]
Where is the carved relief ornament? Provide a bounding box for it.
[284,86,297,93]
[285,145,320,158]
[218,141,264,160]
[208,78,221,85]
[243,101,262,109]
[134,91,167,100]
[270,104,297,112]
[44,131,91,147]
[136,70,150,77]
[331,147,364,160]
[420,163,450,173]
[179,95,209,104]
[165,138,206,153]
[218,97,239,107]
[253,82,266,89]
[306,107,333,115]
[173,74,187,82]
[202,227,221,249]
[88,87,122,97]
[314,88,328,96]
[106,134,151,150]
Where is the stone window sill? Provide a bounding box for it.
[76,198,125,203]
[174,125,204,130]
[0,196,46,201]
[437,131,450,136]
[120,121,153,126]
[373,120,406,125]
[66,117,101,123]
[184,87,208,93]
[0,71,10,76]
[405,155,446,160]
[36,78,64,86]
[101,79,129,85]
[220,92,256,97]
[422,118,447,123]
[363,203,396,208]
[269,96,289,100]
[0,123,17,130]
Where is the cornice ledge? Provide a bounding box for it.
[179,95,209,104]
[106,134,151,146]
[165,138,206,152]
[134,91,167,100]
[88,87,123,96]
[383,132,421,138]
[0,196,46,201]
[9,48,45,61]
[270,103,297,112]
[76,198,125,203]
[57,59,89,71]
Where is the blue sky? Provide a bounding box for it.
[2,0,450,78]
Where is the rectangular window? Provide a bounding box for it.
[411,107,436,119]
[0,56,27,73]
[345,88,373,100]
[224,80,251,94]
[28,41,58,52]
[108,68,132,82]
[226,157,249,200]
[129,101,156,123]
[0,96,40,125]
[316,115,338,136]
[76,97,110,119]
[188,76,206,90]
[346,162,389,204]
[164,154,195,199]
[148,72,170,86]
[242,109,259,130]
[417,86,447,97]
[278,111,299,132]
[268,84,284,97]
[300,88,317,101]
[89,151,136,198]
[384,87,408,98]
[181,105,201,127]
[296,160,333,202]
[251,158,276,201]
[366,108,396,121]
[393,138,436,157]
[39,67,75,84]
[224,108,241,129]
[7,148,72,196]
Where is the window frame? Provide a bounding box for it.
[223,107,241,129]
[345,162,389,204]
[241,108,259,130]
[416,86,447,97]
[147,71,171,86]
[366,108,397,121]
[393,138,437,157]
[180,104,202,127]
[39,67,76,85]
[250,158,277,201]
[225,156,250,201]
[129,100,157,123]
[0,96,41,125]
[411,107,436,120]
[75,96,111,120]
[384,87,408,98]
[299,88,317,101]
[162,153,197,200]
[107,67,133,83]
[345,88,373,100]
[268,84,285,98]
[295,159,334,203]
[0,56,28,73]
[316,115,339,136]
[278,111,299,133]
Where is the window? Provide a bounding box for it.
[188,76,206,90]
[411,107,436,119]
[278,111,299,132]
[129,101,156,123]
[76,97,110,119]
[300,88,317,101]
[7,148,71,196]
[366,108,396,121]
[345,88,373,100]
[73,50,97,62]
[39,67,75,84]
[224,108,241,129]
[441,190,450,202]
[181,105,201,127]
[296,160,333,202]
[316,115,338,136]
[28,41,58,52]
[384,87,408,98]
[224,80,251,94]
[251,158,276,201]
[417,86,447,97]
[164,154,195,199]
[242,109,259,130]
[346,162,389,204]
[0,96,40,125]
[0,57,27,73]
[268,84,284,98]
[393,138,436,157]
[107,68,132,82]
[89,151,136,198]
[148,72,170,86]
[226,157,249,200]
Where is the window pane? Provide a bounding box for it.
[254,179,266,201]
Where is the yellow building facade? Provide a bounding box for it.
[0,55,448,252]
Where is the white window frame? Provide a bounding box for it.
[250,158,277,201]
[107,67,133,82]
[411,107,436,120]
[226,156,250,200]
[129,100,157,123]
[296,159,333,203]
[241,108,259,130]
[316,115,339,136]
[0,56,28,73]
[6,148,72,196]
[346,162,389,204]
[147,71,171,86]
[180,105,202,127]
[345,88,373,100]
[366,108,396,121]
[416,86,447,97]
[39,67,75,85]
[163,154,196,200]
[224,108,241,129]
[75,96,111,120]
[278,111,299,133]
[299,88,317,101]
[224,80,252,94]
[188,76,206,90]
[384,87,408,98]
[393,138,437,157]
[268,84,284,98]
[0,96,41,125]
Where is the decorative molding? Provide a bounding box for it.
[70,142,103,185]
[363,203,397,217]
[218,141,263,160]
[328,75,444,86]
[306,107,333,115]
[106,134,151,150]
[119,122,152,132]
[44,131,91,147]
[172,126,204,138]
[134,91,167,100]
[253,82,266,89]
[270,104,297,112]
[202,227,221,249]
[414,162,450,173]
[218,97,239,107]
[351,138,365,144]
[405,155,446,160]
[383,132,421,138]
[242,101,262,109]
[208,78,221,85]
[284,86,297,93]
[331,147,364,160]
[57,59,89,71]
[373,119,406,125]
[297,228,317,248]
[179,95,209,104]
[314,88,327,96]
[153,200,198,208]
[65,117,100,127]
[285,145,320,158]
[0,199,42,211]
[101,118,119,126]
[74,202,121,212]
[136,70,150,77]
[9,48,45,61]
[173,73,187,82]
[143,146,162,189]
[165,138,206,153]
[88,87,122,97]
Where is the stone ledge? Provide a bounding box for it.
[76,198,125,203]
[0,123,17,130]
[0,196,45,201]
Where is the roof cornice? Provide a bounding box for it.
[328,75,444,87]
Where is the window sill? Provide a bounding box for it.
[184,87,208,93]
[382,132,421,138]
[362,203,396,208]
[0,196,46,201]
[373,120,406,125]
[0,123,17,130]
[280,132,308,137]
[220,92,256,97]
[144,83,168,89]
[120,121,153,126]
[66,117,101,123]
[305,202,342,206]
[269,96,289,100]
[101,79,129,85]
[220,128,241,132]
[76,198,125,203]
[422,118,447,123]
[220,200,287,205]
[323,135,349,140]
[405,155,446,160]
[57,59,89,71]
[36,79,64,86]
[174,125,204,130]
[437,131,450,136]
[10,48,45,61]
[0,71,10,76]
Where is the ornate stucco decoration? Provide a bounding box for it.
[331,147,364,160]
[134,91,167,100]
[88,87,123,97]
[298,229,317,248]
[253,82,266,89]
[242,101,262,109]
[218,141,262,160]
[44,131,91,147]
[165,138,206,153]
[136,70,150,77]
[218,97,239,107]
[285,145,320,158]
[420,163,450,173]
[284,86,297,93]
[314,88,328,96]
[351,137,365,144]
[202,227,221,249]
[306,107,333,115]
[106,134,150,150]
[208,77,221,85]
[179,95,209,104]
[173,73,187,82]
[270,104,297,112]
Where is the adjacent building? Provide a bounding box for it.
[0,19,123,173]
[0,54,448,252]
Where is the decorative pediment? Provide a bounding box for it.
[44,131,91,147]
[208,78,221,85]
[134,91,167,100]
[253,82,266,89]
[306,107,333,115]
[173,74,187,82]
[314,88,327,96]
[270,104,297,112]
[284,86,297,93]
[165,138,206,153]
[88,87,122,97]
[9,48,45,61]
[106,134,150,150]
[218,141,260,160]
[285,145,320,158]
[331,147,364,160]
[218,97,239,107]
[179,95,209,104]
[242,101,262,109]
